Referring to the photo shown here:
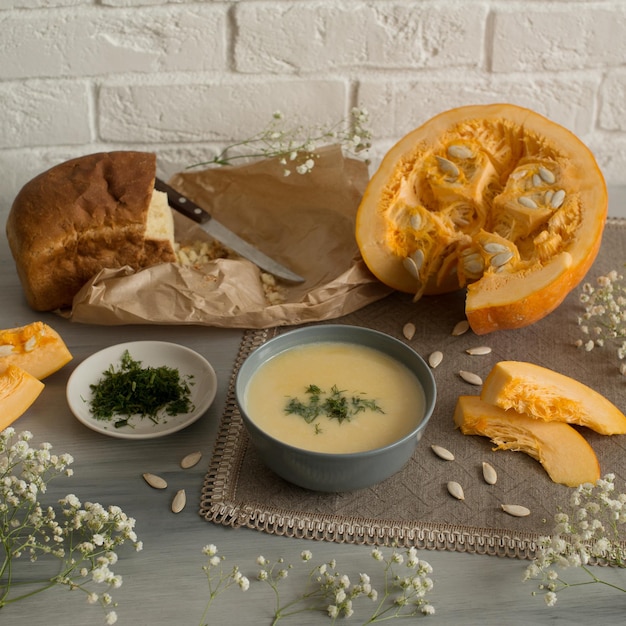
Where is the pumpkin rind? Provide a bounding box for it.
[454,395,600,487]
[481,360,626,435]
[0,364,45,430]
[355,103,608,334]
[0,321,72,380]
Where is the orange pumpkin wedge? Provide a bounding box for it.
[0,364,45,431]
[355,103,608,334]
[0,321,72,380]
[481,361,626,435]
[454,395,600,487]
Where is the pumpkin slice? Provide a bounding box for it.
[0,321,72,380]
[0,364,45,431]
[454,395,600,487]
[355,103,607,334]
[481,360,626,435]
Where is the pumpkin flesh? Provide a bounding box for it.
[481,361,626,435]
[0,364,45,431]
[0,321,72,380]
[355,104,608,334]
[454,395,600,487]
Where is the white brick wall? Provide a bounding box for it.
[1,0,625,219]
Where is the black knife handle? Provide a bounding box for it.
[154,178,211,225]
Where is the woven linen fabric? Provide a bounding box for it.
[200,219,626,559]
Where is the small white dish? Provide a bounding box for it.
[66,341,217,439]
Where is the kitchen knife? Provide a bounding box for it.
[154,178,305,283]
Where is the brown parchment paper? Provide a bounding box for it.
[67,146,392,327]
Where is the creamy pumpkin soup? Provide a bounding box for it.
[244,341,425,453]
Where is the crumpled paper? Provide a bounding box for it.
[67,145,393,328]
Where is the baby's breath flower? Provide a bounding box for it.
[0,430,138,624]
[575,269,626,373]
[526,474,626,605]
[203,545,435,624]
[371,548,384,561]
[188,108,371,176]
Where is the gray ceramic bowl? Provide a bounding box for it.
[235,324,437,492]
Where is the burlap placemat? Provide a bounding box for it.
[200,219,626,559]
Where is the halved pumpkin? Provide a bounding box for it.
[0,364,45,431]
[454,395,600,487]
[0,321,72,380]
[355,103,608,334]
[481,361,626,435]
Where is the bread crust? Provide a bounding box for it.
[6,151,176,311]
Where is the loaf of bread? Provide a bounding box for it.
[6,151,176,311]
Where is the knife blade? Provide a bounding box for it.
[154,178,305,283]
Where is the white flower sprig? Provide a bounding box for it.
[575,269,626,375]
[198,544,250,625]
[0,428,142,625]
[524,474,626,606]
[199,544,434,625]
[189,107,372,177]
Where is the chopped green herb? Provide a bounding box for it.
[89,350,195,428]
[284,383,384,428]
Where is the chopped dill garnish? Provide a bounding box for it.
[89,350,195,428]
[284,383,384,427]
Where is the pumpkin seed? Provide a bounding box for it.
[403,322,416,341]
[0,345,14,357]
[551,189,566,209]
[447,144,474,160]
[463,254,484,275]
[452,320,470,336]
[428,350,443,368]
[543,189,554,205]
[180,451,202,469]
[501,503,530,517]
[410,213,422,230]
[452,215,470,227]
[466,346,492,355]
[490,250,513,267]
[459,370,483,385]
[142,472,168,490]
[532,173,542,188]
[24,336,37,351]
[482,461,497,485]
[436,155,460,178]
[518,196,538,209]
[538,165,555,184]
[447,481,465,500]
[403,250,424,278]
[171,489,186,514]
[482,242,508,254]
[431,444,455,461]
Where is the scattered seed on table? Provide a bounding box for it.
[482,462,498,485]
[452,320,470,336]
[180,451,202,469]
[403,322,416,341]
[431,444,455,461]
[142,473,167,489]
[171,489,186,513]
[466,346,492,356]
[447,481,465,500]
[459,370,483,385]
[501,503,530,517]
[428,350,443,368]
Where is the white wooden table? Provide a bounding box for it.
[1,188,626,625]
